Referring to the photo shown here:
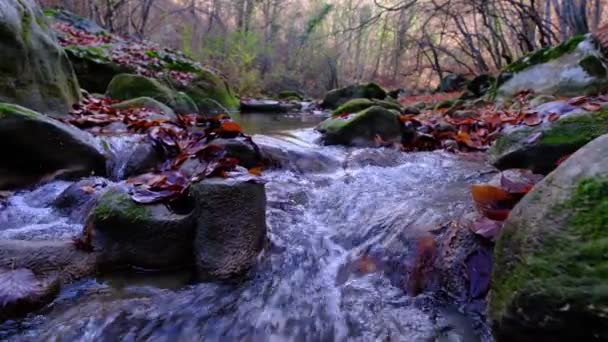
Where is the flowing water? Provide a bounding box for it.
[0,112,494,341]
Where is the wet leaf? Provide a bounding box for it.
[522,112,542,126]
[470,218,503,241]
[471,184,516,221]
[406,236,438,296]
[582,102,602,112]
[465,249,493,299]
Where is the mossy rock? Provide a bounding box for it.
[106,74,174,104]
[277,91,304,101]
[490,134,608,341]
[111,97,176,120]
[494,35,608,99]
[321,83,387,109]
[64,45,132,94]
[0,103,106,189]
[177,69,239,113]
[0,0,81,115]
[173,91,199,114]
[91,187,195,270]
[332,98,402,117]
[490,110,608,174]
[317,106,407,146]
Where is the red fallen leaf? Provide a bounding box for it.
[522,112,542,126]
[471,184,516,221]
[568,95,589,106]
[248,166,263,176]
[465,249,493,299]
[582,102,602,112]
[218,121,243,138]
[455,131,485,150]
[548,112,560,122]
[406,236,438,296]
[470,218,503,241]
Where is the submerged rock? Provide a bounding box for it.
[490,109,608,174]
[495,34,608,98]
[0,268,60,321]
[317,106,409,146]
[490,133,608,341]
[321,83,387,109]
[0,103,106,190]
[0,240,99,283]
[90,187,195,270]
[0,0,80,115]
[190,179,267,280]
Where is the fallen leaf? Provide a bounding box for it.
[582,102,602,112]
[470,218,503,241]
[466,249,493,299]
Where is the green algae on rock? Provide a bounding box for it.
[490,133,608,341]
[0,0,80,115]
[321,83,387,109]
[331,98,402,117]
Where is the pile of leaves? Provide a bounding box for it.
[399,91,608,152]
[52,21,203,86]
[67,95,258,204]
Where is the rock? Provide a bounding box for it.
[255,136,340,173]
[463,74,495,99]
[0,0,81,115]
[529,94,557,108]
[240,99,300,113]
[44,8,106,34]
[106,73,175,105]
[0,268,60,321]
[402,106,421,115]
[0,103,106,190]
[490,134,608,341]
[53,177,110,222]
[387,88,404,99]
[111,97,177,120]
[0,240,99,283]
[190,179,267,280]
[436,74,468,93]
[451,110,477,120]
[177,69,239,112]
[321,83,387,109]
[210,137,262,169]
[317,106,408,146]
[64,45,132,94]
[173,91,200,114]
[90,187,195,270]
[495,34,608,99]
[277,90,304,101]
[331,98,402,117]
[490,110,608,174]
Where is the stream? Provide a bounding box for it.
[0,111,494,341]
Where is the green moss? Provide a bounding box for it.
[0,102,40,119]
[491,176,608,320]
[94,191,149,223]
[185,69,239,111]
[504,35,586,74]
[541,111,608,146]
[106,73,175,104]
[277,91,303,100]
[332,98,374,116]
[65,45,111,64]
[580,55,607,78]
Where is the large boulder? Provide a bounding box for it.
[177,69,239,113]
[331,98,402,117]
[89,187,195,270]
[190,179,267,280]
[490,134,608,341]
[0,0,80,115]
[495,34,608,99]
[111,97,177,120]
[321,83,387,109]
[490,109,608,174]
[0,103,106,189]
[106,73,175,105]
[316,106,408,146]
[0,268,60,321]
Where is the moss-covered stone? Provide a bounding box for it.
[178,69,239,112]
[490,134,608,341]
[111,97,176,119]
[491,110,608,174]
[580,55,607,78]
[106,73,174,104]
[0,102,106,189]
[332,98,403,117]
[321,82,387,109]
[503,35,586,74]
[277,90,303,101]
[0,0,81,115]
[94,190,149,223]
[317,106,406,146]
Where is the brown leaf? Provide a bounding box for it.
[470,218,503,241]
[582,102,602,112]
